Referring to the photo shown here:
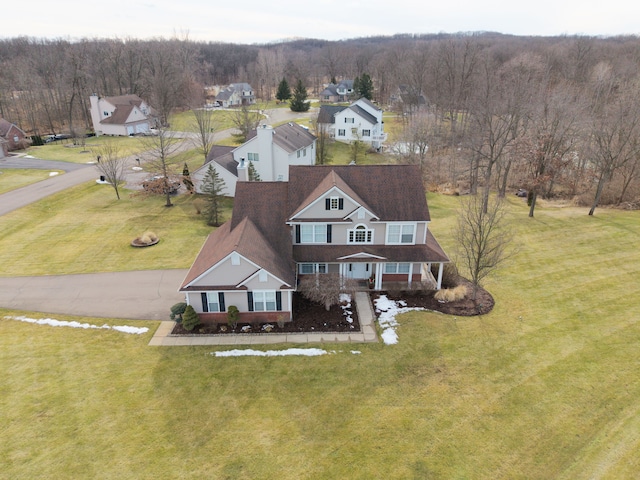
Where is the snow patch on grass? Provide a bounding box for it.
[374,295,424,345]
[211,348,364,357]
[212,348,330,357]
[5,315,149,335]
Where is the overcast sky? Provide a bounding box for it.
[4,0,639,44]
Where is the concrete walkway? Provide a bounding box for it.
[148,292,378,346]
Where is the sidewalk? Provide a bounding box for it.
[148,292,379,346]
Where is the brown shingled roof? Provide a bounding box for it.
[288,165,430,221]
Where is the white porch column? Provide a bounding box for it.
[436,263,444,290]
[375,263,382,290]
[288,291,293,320]
[408,263,414,287]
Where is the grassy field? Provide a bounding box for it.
[1,195,639,478]
[0,169,64,194]
[168,109,241,133]
[26,136,147,164]
[0,182,230,275]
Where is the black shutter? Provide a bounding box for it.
[295,225,300,243]
[218,292,225,312]
[247,292,254,311]
[338,198,344,210]
[327,225,332,243]
[276,291,282,311]
[201,292,208,313]
[325,198,330,210]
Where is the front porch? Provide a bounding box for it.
[337,261,444,291]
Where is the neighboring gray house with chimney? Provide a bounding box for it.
[191,122,317,196]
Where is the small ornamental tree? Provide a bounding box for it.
[182,163,194,193]
[290,79,310,112]
[247,161,261,181]
[201,164,227,226]
[276,77,291,103]
[182,305,200,331]
[298,272,342,311]
[170,302,187,322]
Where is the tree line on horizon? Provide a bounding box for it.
[2,32,640,211]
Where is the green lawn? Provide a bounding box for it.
[168,109,238,133]
[26,136,146,164]
[0,169,64,194]
[0,182,230,275]
[1,196,639,478]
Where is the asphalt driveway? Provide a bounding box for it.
[0,270,188,320]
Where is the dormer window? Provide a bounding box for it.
[326,197,343,210]
[348,224,373,244]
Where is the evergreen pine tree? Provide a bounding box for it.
[201,164,226,226]
[276,77,291,102]
[352,76,360,99]
[290,79,310,112]
[247,161,261,181]
[182,162,194,192]
[182,305,200,331]
[357,73,374,100]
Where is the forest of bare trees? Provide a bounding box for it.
[2,32,640,209]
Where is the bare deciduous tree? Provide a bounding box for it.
[93,144,128,200]
[455,195,514,301]
[190,108,217,162]
[140,128,183,207]
[298,273,343,311]
[231,104,263,143]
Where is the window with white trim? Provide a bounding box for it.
[344,117,355,123]
[386,224,415,244]
[348,224,373,244]
[362,129,371,137]
[330,197,340,210]
[298,263,328,274]
[384,263,411,274]
[338,129,346,136]
[253,291,277,311]
[206,292,223,312]
[300,224,327,243]
[248,152,259,161]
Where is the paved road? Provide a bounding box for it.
[0,109,314,321]
[0,270,188,320]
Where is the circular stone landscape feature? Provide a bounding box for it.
[131,237,160,247]
[131,231,160,247]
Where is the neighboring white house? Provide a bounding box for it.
[215,83,256,107]
[192,122,317,197]
[318,98,387,149]
[89,94,157,136]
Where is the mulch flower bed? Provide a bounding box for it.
[171,279,494,335]
[171,293,360,335]
[379,278,495,316]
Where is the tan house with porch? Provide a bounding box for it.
[180,164,449,325]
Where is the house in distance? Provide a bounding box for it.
[89,94,157,136]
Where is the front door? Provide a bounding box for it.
[347,263,370,279]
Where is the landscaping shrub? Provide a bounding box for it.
[434,284,467,302]
[434,262,460,288]
[182,305,200,331]
[139,231,158,244]
[227,305,239,329]
[170,302,187,322]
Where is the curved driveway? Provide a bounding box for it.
[0,108,315,321]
